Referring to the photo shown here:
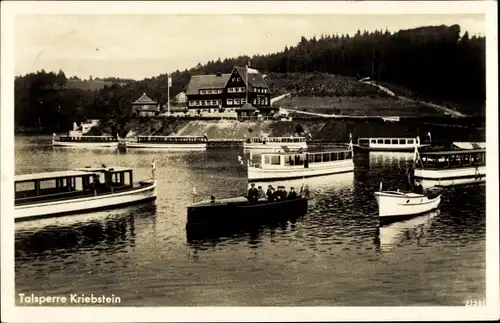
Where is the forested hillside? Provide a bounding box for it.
[14,24,485,133]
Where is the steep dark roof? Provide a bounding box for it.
[133,93,156,105]
[234,66,269,89]
[186,74,231,95]
[236,103,257,111]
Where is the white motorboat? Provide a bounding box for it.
[414,148,486,188]
[52,133,119,148]
[353,136,428,152]
[15,166,157,221]
[374,189,441,223]
[125,135,208,150]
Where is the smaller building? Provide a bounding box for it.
[132,93,160,117]
[236,103,258,118]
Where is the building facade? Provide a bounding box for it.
[131,93,160,116]
[186,66,275,115]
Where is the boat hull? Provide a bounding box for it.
[186,196,308,229]
[414,166,486,180]
[15,182,157,221]
[52,140,118,148]
[125,142,207,150]
[248,160,354,181]
[374,191,441,223]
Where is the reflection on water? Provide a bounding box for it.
[378,210,440,251]
[14,137,486,306]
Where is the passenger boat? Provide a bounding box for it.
[374,189,441,224]
[247,147,354,181]
[125,135,208,150]
[353,136,427,152]
[52,133,119,148]
[243,136,308,152]
[15,166,156,221]
[453,142,486,150]
[186,195,308,230]
[414,148,486,188]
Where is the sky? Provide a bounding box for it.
[15,13,486,80]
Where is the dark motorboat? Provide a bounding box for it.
[186,196,308,231]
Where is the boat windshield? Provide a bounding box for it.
[367,138,416,145]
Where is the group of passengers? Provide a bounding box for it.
[247,183,298,204]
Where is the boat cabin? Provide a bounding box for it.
[57,135,117,142]
[358,137,420,147]
[15,167,135,205]
[136,136,208,143]
[246,136,306,144]
[257,150,353,169]
[417,149,486,169]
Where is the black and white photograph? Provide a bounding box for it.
[1,1,498,321]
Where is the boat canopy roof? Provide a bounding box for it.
[15,170,97,183]
[137,135,205,138]
[420,149,485,156]
[358,137,417,140]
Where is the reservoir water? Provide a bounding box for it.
[14,136,485,306]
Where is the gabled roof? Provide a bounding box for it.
[234,66,269,89]
[132,93,156,105]
[236,103,257,111]
[186,74,231,95]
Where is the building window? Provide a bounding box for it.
[253,99,257,104]
[264,98,268,105]
[211,100,217,105]
[218,89,223,94]
[189,101,194,106]
[237,77,241,82]
[234,98,240,105]
[232,78,237,82]
[199,90,205,94]
[241,98,246,104]
[227,99,233,105]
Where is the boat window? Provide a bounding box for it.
[39,179,57,190]
[474,153,485,165]
[370,139,376,144]
[314,153,322,163]
[391,139,398,145]
[323,153,330,162]
[270,155,281,165]
[449,155,461,167]
[407,139,414,144]
[384,139,391,144]
[294,155,304,165]
[331,152,337,161]
[346,151,353,159]
[377,139,383,144]
[359,139,369,146]
[264,155,271,165]
[284,156,292,166]
[308,154,315,163]
[15,181,35,192]
[399,139,406,144]
[461,154,472,166]
[338,152,345,160]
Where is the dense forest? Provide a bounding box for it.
[14,24,485,133]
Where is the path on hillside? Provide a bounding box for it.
[361,80,466,117]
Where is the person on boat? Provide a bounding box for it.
[287,187,298,200]
[413,181,424,194]
[273,186,282,201]
[247,183,259,204]
[266,185,275,202]
[257,186,265,199]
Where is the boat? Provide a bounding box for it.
[453,142,486,150]
[15,166,156,221]
[243,136,308,152]
[125,135,208,150]
[246,146,354,181]
[186,195,308,230]
[374,189,441,224]
[414,148,486,188]
[52,133,119,148]
[353,136,428,152]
